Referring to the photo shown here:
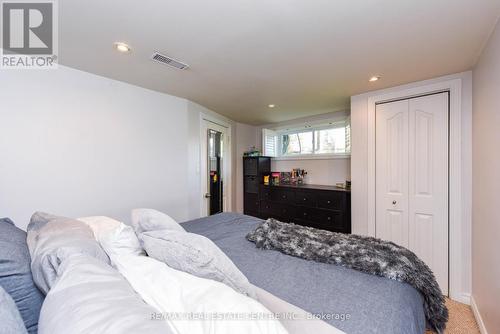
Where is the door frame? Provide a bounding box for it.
[366,78,468,303]
[200,114,232,217]
[375,93,450,294]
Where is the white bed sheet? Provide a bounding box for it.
[95,219,288,334]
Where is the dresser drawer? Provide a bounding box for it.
[260,186,271,201]
[295,207,344,231]
[278,204,295,221]
[244,158,258,176]
[318,192,344,210]
[260,200,272,215]
[270,189,294,203]
[317,210,344,231]
[244,193,259,213]
[260,201,295,221]
[244,176,259,193]
[294,191,318,207]
[295,207,321,221]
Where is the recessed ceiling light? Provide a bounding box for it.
[268,104,275,108]
[114,42,131,53]
[369,76,380,82]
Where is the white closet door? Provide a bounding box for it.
[408,93,449,294]
[376,93,449,294]
[376,100,410,247]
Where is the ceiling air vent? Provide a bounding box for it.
[150,52,189,70]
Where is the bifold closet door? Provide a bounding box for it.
[376,100,410,248]
[376,92,449,294]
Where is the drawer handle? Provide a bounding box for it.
[282,195,286,199]
[327,200,331,204]
[266,206,270,209]
[327,217,331,221]
[303,198,307,201]
[255,202,259,206]
[303,213,307,216]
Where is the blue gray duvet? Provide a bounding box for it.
[182,213,426,334]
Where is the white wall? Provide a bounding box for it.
[472,18,500,333]
[0,65,232,230]
[271,159,350,186]
[350,71,472,303]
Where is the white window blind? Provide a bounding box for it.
[262,128,278,157]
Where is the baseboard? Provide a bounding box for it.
[471,295,488,334]
[450,292,471,305]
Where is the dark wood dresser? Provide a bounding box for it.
[243,156,351,233]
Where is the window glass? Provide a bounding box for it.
[281,131,313,155]
[314,127,346,154]
[277,118,351,157]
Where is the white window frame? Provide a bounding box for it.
[271,118,351,161]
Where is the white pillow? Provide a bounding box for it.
[131,209,185,234]
[78,216,121,241]
[140,230,256,298]
[79,216,144,258]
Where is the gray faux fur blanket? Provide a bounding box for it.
[246,218,448,333]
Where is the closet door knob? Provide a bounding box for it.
[392,200,397,205]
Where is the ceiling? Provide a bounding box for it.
[59,0,500,125]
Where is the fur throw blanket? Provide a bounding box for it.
[247,218,448,333]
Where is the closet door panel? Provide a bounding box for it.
[375,100,409,247]
[408,93,449,294]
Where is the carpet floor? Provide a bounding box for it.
[426,298,479,333]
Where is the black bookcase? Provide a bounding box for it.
[243,156,271,217]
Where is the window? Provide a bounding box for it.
[282,131,313,155]
[262,118,350,158]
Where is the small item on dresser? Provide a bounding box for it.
[263,175,270,186]
[271,172,280,185]
[243,146,261,157]
[335,182,346,189]
[280,172,291,184]
[294,169,307,185]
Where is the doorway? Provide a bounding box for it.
[207,129,223,215]
[200,117,231,217]
[375,92,449,294]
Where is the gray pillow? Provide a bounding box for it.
[0,218,44,334]
[140,230,256,298]
[0,286,28,334]
[131,208,185,234]
[27,212,111,294]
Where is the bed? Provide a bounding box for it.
[182,212,427,334]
